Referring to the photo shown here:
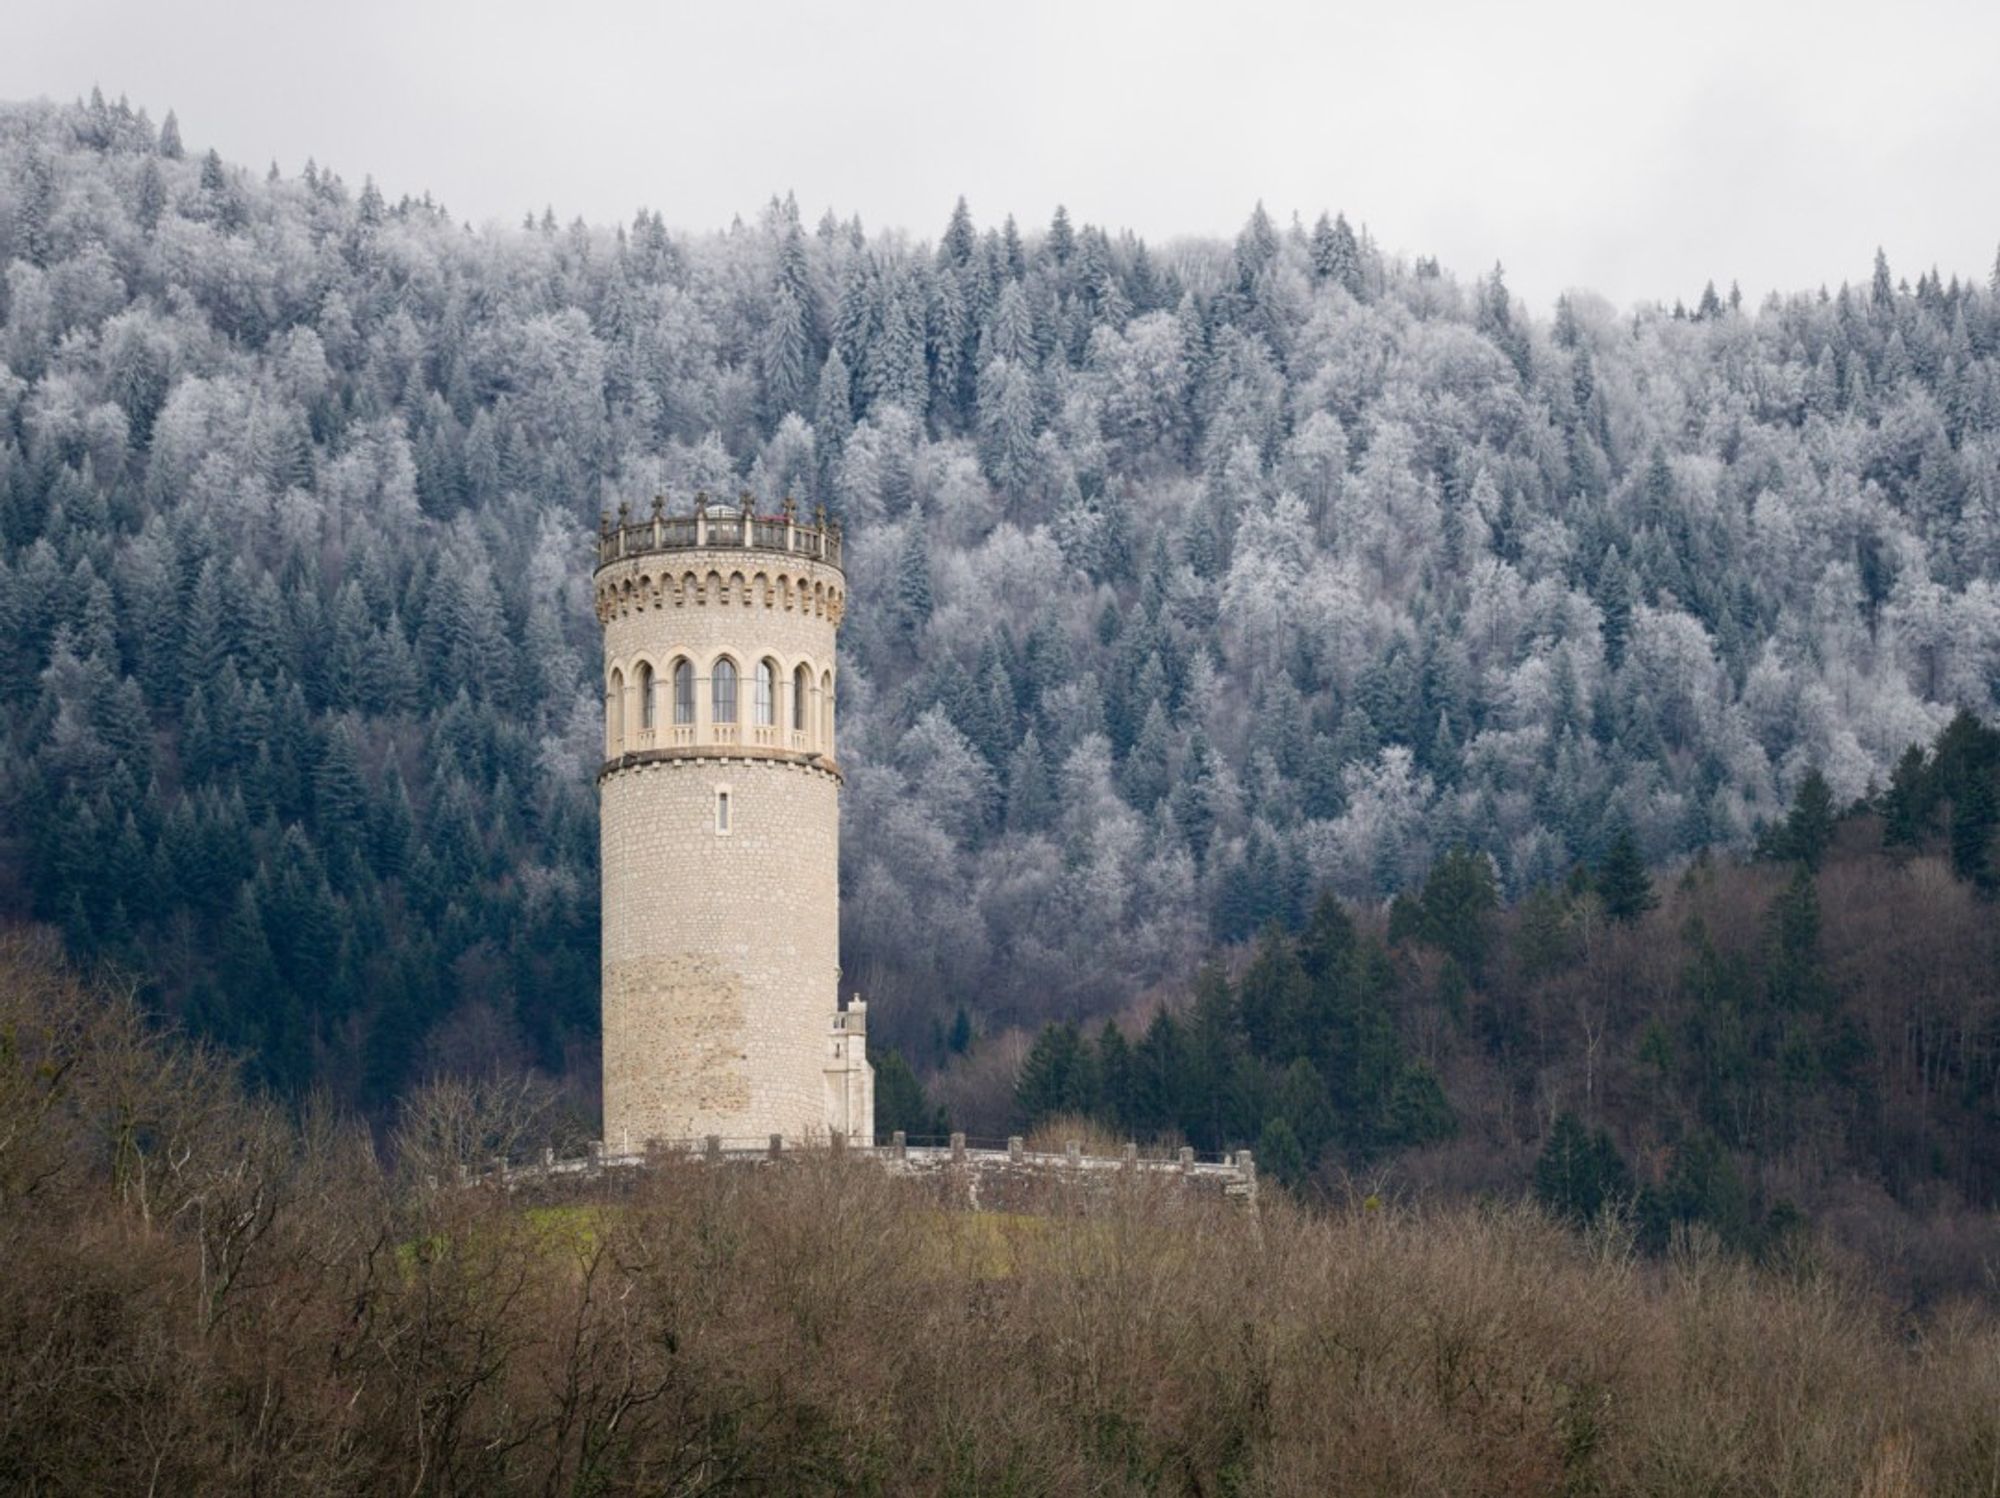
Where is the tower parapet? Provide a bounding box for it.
[595,491,866,1152]
[597,491,842,570]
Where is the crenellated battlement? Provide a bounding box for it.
[597,492,842,573]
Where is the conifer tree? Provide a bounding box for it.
[1596,824,1655,923]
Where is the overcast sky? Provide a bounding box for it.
[7,0,1996,312]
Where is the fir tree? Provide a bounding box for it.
[1596,824,1655,923]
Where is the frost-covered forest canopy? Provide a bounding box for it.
[3,92,1999,1112]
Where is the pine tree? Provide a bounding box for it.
[1770,768,1836,869]
[1005,728,1055,833]
[813,347,854,503]
[1596,824,1656,923]
[1045,205,1075,266]
[893,526,932,643]
[760,283,810,423]
[940,195,975,268]
[1871,247,1894,308]
[1534,1113,1632,1224]
[158,108,183,159]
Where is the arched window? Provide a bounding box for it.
[607,668,625,751]
[820,670,834,750]
[792,664,811,734]
[712,658,738,723]
[637,662,656,729]
[755,659,777,726]
[672,659,694,725]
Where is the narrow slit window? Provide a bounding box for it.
[716,788,731,834]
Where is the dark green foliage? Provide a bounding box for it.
[1595,825,1656,924]
[1534,1112,1632,1225]
[873,1048,948,1141]
[1763,768,1837,868]
[1406,845,1499,978]
[1015,891,1452,1171]
[1870,712,2000,895]
[1638,1132,1756,1252]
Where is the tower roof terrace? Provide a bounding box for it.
[597,493,842,573]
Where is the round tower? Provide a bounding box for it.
[594,494,871,1151]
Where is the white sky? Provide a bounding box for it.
[7,0,1998,312]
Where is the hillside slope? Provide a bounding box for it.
[2,93,1999,1110]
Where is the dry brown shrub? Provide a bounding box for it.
[7,930,2000,1494]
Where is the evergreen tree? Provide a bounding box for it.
[1534,1113,1632,1225]
[893,526,933,643]
[1596,824,1655,923]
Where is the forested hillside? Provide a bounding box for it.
[1002,720,2000,1296]
[3,92,2000,1116]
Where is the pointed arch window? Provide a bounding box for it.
[792,664,811,734]
[712,657,738,723]
[607,668,625,750]
[637,662,656,729]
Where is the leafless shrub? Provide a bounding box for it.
[5,931,2000,1493]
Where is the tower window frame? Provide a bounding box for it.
[715,783,733,835]
[672,658,695,725]
[712,656,739,724]
[754,658,778,727]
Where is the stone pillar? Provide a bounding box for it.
[1008,1135,1024,1162]
[950,1131,966,1163]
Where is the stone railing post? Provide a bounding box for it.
[1235,1149,1256,1184]
[1007,1135,1024,1162]
[768,1133,784,1160]
[1179,1146,1195,1174]
[705,1134,722,1161]
[1123,1141,1138,1169]
[1065,1139,1081,1168]
[891,1129,907,1162]
[950,1131,966,1163]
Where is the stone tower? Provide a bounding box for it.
[594,494,871,1152]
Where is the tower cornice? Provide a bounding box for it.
[597,746,843,784]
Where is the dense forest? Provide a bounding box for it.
[3,92,2000,1147]
[1001,716,2000,1295]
